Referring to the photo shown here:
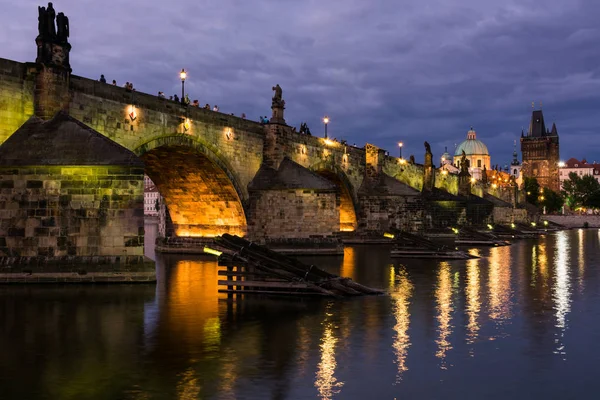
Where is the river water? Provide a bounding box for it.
[2,226,600,399]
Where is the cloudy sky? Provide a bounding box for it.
[2,0,600,165]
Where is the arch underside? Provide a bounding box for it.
[314,170,357,232]
[141,145,246,237]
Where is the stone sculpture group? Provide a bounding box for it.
[38,2,69,43]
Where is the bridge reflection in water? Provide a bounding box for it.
[2,229,600,399]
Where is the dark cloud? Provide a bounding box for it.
[2,0,600,165]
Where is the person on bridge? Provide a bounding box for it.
[112,80,117,85]
[184,94,191,105]
[173,94,179,102]
[158,92,165,98]
[213,105,219,112]
[99,74,106,83]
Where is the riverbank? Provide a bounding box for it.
[543,215,600,228]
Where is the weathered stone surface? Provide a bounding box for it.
[247,158,339,239]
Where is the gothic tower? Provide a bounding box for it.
[520,109,560,192]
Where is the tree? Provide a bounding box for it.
[562,172,600,209]
[524,177,541,205]
[540,188,564,214]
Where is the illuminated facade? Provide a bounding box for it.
[453,127,491,180]
[520,109,560,192]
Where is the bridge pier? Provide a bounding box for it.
[0,112,155,283]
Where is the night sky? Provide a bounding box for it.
[2,0,600,166]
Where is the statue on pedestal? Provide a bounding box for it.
[272,84,285,108]
[460,150,470,174]
[56,12,69,43]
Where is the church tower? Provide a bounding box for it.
[520,109,559,191]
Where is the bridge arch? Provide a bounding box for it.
[310,161,358,232]
[134,134,247,237]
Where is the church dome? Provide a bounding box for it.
[454,127,489,156]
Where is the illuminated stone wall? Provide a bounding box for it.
[247,190,339,239]
[0,59,34,144]
[358,195,424,232]
[0,166,144,258]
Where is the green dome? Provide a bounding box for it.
[454,127,489,156]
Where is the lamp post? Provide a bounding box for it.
[323,116,329,139]
[180,69,187,103]
[398,142,403,159]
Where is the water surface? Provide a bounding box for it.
[2,227,600,399]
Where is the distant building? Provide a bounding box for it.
[144,184,160,216]
[510,141,522,187]
[520,109,559,191]
[453,127,490,180]
[559,158,600,188]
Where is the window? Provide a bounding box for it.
[477,160,482,168]
[514,169,518,175]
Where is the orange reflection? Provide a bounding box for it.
[553,231,571,359]
[340,247,356,280]
[465,256,481,350]
[166,260,221,347]
[391,267,413,382]
[176,367,201,400]
[315,304,344,399]
[435,262,453,369]
[488,246,512,328]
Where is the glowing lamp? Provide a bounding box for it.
[323,116,330,124]
[225,128,232,140]
[544,220,548,226]
[442,170,448,176]
[383,232,395,239]
[558,161,565,168]
[531,222,537,227]
[324,138,334,146]
[511,223,516,228]
[451,227,459,234]
[470,178,476,183]
[129,106,137,121]
[487,224,493,230]
[183,118,191,132]
[203,247,222,256]
[180,69,187,81]
[492,183,498,189]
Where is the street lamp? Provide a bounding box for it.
[323,116,329,139]
[180,69,187,103]
[398,142,403,159]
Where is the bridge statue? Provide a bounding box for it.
[56,12,69,43]
[272,84,283,106]
[270,84,285,123]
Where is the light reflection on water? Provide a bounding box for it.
[465,255,481,349]
[315,303,343,400]
[553,231,571,359]
[435,261,454,369]
[2,229,600,399]
[391,265,413,381]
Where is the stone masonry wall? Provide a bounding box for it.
[0,166,144,258]
[493,207,528,224]
[0,59,34,145]
[247,190,339,240]
[358,195,424,233]
[67,75,265,201]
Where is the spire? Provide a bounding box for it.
[511,139,520,165]
[550,122,558,136]
[528,109,547,137]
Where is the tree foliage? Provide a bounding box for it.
[562,172,600,209]
[524,177,540,205]
[540,188,564,213]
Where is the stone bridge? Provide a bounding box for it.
[0,2,523,259]
[0,53,469,241]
